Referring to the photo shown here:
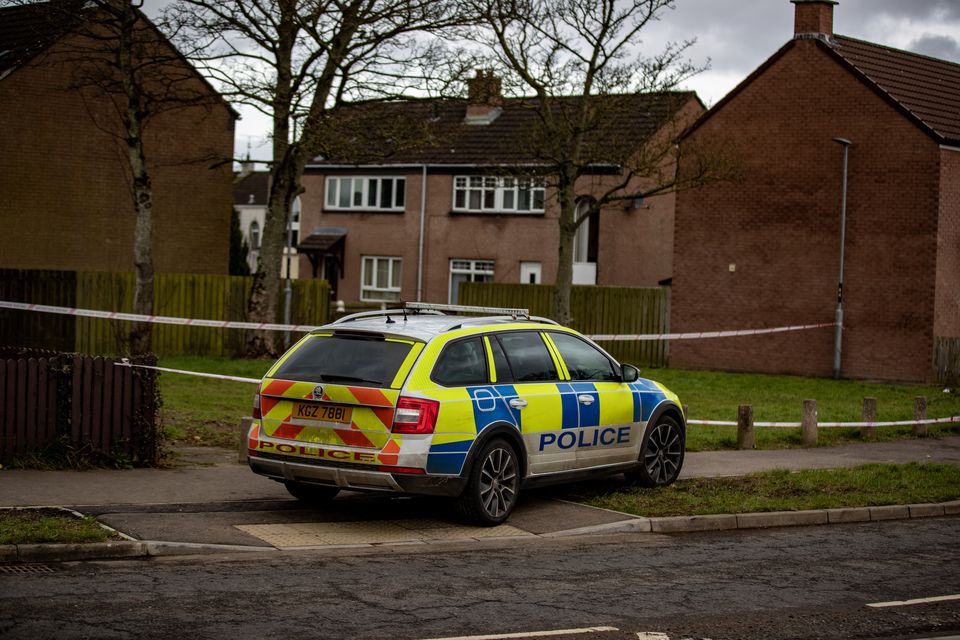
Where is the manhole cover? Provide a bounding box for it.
[0,564,55,575]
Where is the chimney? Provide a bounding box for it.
[465,69,503,126]
[791,0,837,38]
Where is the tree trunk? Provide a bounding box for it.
[553,177,577,326]
[119,4,153,356]
[129,142,154,356]
[245,148,304,357]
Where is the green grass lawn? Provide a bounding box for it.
[158,356,270,450]
[157,356,960,452]
[571,463,960,517]
[0,509,117,545]
[644,367,960,450]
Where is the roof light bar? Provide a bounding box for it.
[404,302,530,318]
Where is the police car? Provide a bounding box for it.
[247,302,685,525]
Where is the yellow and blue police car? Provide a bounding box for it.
[247,302,685,525]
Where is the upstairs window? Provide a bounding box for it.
[326,176,405,211]
[453,176,545,213]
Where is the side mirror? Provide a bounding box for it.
[621,364,640,383]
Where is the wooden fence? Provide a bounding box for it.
[935,337,960,386]
[0,348,158,465]
[1,269,330,357]
[459,282,669,368]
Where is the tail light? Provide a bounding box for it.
[391,397,439,434]
[252,392,262,419]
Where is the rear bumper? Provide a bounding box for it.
[248,454,467,497]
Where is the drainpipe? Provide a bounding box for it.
[417,165,427,302]
[832,137,851,379]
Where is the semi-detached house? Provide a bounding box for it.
[671,0,960,383]
[297,73,704,306]
[0,1,235,275]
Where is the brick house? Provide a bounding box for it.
[670,0,960,382]
[298,74,703,306]
[0,2,235,275]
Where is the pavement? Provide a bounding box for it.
[2,436,959,564]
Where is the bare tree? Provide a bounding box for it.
[14,0,227,354]
[458,0,731,326]
[169,0,466,356]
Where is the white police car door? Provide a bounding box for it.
[487,331,577,475]
[545,332,638,470]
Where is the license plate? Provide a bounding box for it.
[292,402,352,424]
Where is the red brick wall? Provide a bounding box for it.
[935,148,960,337]
[671,40,941,382]
[0,34,234,275]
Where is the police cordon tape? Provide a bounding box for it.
[0,300,319,333]
[112,361,960,430]
[686,417,960,429]
[588,322,837,341]
[0,300,836,342]
[115,360,261,384]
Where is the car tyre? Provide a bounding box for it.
[284,480,340,503]
[455,438,520,526]
[626,415,685,488]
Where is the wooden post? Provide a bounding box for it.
[737,404,755,450]
[238,416,254,463]
[913,396,928,437]
[682,404,689,420]
[801,399,818,446]
[861,397,877,440]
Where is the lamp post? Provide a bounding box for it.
[832,137,851,379]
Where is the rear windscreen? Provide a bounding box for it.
[271,334,413,387]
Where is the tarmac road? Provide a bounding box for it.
[1,517,958,640]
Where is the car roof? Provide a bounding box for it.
[317,311,560,343]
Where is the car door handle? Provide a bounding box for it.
[508,398,528,410]
[577,394,595,406]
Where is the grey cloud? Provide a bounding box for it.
[909,33,960,61]
[842,0,960,22]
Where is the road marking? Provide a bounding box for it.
[417,627,619,640]
[867,594,960,608]
[635,633,670,640]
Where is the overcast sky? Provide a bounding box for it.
[168,0,959,166]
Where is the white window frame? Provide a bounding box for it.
[452,176,545,213]
[449,259,494,304]
[325,176,406,211]
[361,256,402,302]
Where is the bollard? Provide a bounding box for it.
[801,399,818,446]
[914,396,928,437]
[861,397,877,440]
[237,416,254,463]
[737,404,755,450]
[682,404,690,420]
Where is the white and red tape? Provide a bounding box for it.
[0,300,836,342]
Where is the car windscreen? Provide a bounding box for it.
[271,334,413,387]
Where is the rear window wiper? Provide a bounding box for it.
[321,374,383,385]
